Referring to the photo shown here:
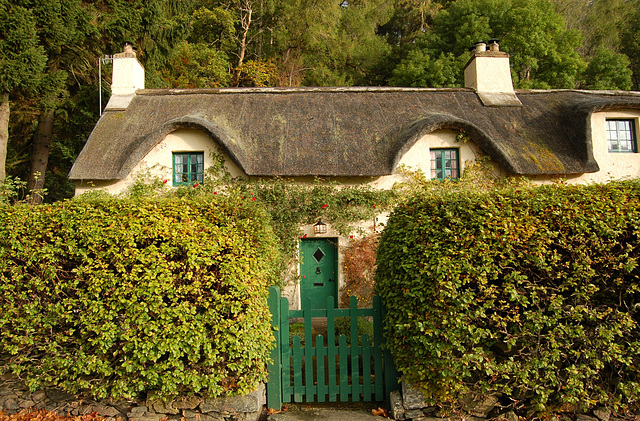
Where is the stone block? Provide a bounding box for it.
[129,415,166,421]
[31,390,47,403]
[200,385,264,414]
[0,388,14,397]
[593,408,611,421]
[461,392,499,417]
[150,398,180,415]
[91,404,122,417]
[577,415,598,421]
[46,388,75,403]
[389,390,405,420]
[489,411,518,421]
[421,407,437,416]
[19,400,36,408]
[4,398,19,410]
[129,405,149,414]
[196,414,225,421]
[402,382,427,410]
[406,409,426,419]
[173,395,202,410]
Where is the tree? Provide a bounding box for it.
[0,1,47,182]
[620,0,640,90]
[158,41,232,88]
[18,0,97,203]
[389,0,586,89]
[270,0,393,86]
[582,46,632,90]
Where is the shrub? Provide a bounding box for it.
[375,180,640,413]
[0,196,283,401]
[340,234,379,308]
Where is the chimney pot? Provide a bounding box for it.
[475,41,487,53]
[488,39,500,51]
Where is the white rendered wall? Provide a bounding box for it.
[75,129,244,195]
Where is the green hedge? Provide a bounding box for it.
[375,180,640,412]
[0,196,282,400]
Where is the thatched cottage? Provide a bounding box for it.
[70,41,640,309]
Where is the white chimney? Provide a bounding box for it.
[105,42,145,110]
[463,40,521,107]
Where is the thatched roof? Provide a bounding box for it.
[69,87,640,180]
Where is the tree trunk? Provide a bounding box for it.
[27,109,54,204]
[0,92,9,182]
[234,1,253,84]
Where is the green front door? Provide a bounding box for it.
[300,238,338,310]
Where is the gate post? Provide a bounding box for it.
[266,286,282,410]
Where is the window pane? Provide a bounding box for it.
[430,149,459,180]
[607,119,636,153]
[173,152,205,185]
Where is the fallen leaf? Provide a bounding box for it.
[371,407,388,417]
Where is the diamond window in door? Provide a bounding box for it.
[313,248,325,263]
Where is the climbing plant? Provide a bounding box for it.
[120,154,396,279]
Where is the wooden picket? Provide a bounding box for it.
[266,286,399,410]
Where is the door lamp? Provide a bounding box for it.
[313,219,327,234]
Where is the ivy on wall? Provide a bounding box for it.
[119,155,397,279]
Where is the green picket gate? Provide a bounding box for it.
[266,286,399,410]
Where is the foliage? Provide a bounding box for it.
[389,50,462,88]
[236,60,278,87]
[340,234,379,308]
[158,41,232,88]
[0,1,47,95]
[0,197,282,400]
[0,176,27,204]
[620,2,640,90]
[376,180,640,413]
[335,316,374,345]
[389,0,586,89]
[5,0,640,202]
[119,158,396,281]
[270,0,393,86]
[582,46,633,90]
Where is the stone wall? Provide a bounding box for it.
[389,382,636,421]
[0,374,265,421]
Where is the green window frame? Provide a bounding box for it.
[606,119,637,153]
[173,152,204,186]
[430,148,460,180]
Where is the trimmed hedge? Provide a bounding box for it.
[0,196,282,400]
[376,181,640,412]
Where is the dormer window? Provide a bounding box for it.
[173,152,204,186]
[606,119,637,153]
